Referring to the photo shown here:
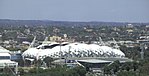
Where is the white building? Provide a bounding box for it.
[0,46,18,74]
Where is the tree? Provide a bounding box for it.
[111,60,120,74]
[43,57,54,68]
[117,71,137,76]
[132,61,139,71]
[103,60,120,75]
[139,62,149,75]
[73,66,87,76]
[103,65,112,75]
[121,62,132,71]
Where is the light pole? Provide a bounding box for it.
[60,41,62,58]
[140,43,144,60]
[65,46,71,64]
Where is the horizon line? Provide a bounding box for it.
[0,18,148,23]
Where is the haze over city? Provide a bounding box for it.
[0,0,149,22]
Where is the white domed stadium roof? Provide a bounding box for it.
[22,42,125,59]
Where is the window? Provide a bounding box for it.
[0,56,10,59]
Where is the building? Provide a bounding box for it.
[0,46,18,74]
[49,36,62,42]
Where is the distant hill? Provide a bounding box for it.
[0,19,148,27]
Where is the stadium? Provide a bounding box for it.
[22,42,126,60]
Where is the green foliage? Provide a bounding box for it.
[103,60,141,76]
[18,68,25,76]
[139,62,149,75]
[117,71,137,76]
[103,60,120,75]
[111,60,120,73]
[21,66,86,76]
[121,62,133,71]
[120,45,140,60]
[43,57,54,68]
[72,66,87,76]
[118,60,149,76]
[0,73,11,76]
[103,65,112,75]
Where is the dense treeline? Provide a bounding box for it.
[20,66,87,76]
[1,60,149,76]
[103,60,149,76]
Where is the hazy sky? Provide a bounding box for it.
[0,0,149,22]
